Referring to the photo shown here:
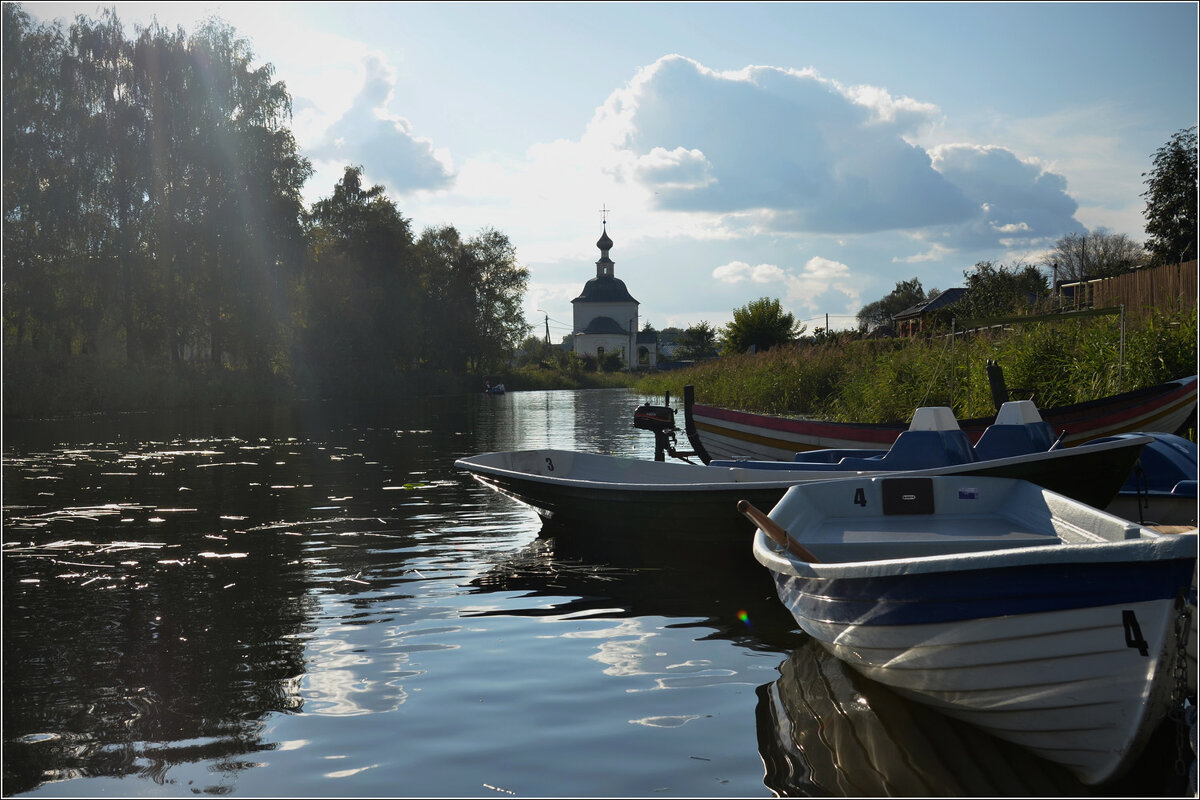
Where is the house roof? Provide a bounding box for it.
[892,287,966,321]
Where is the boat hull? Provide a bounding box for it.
[758,640,1089,795]
[457,435,1150,536]
[691,375,1198,462]
[753,476,1198,785]
[768,571,1189,785]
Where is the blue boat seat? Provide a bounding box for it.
[834,407,977,471]
[973,400,1059,461]
[1091,432,1198,495]
[833,428,977,470]
[1172,480,1197,498]
[710,407,976,471]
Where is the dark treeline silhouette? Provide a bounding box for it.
[2,4,529,416]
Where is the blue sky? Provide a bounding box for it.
[26,2,1200,338]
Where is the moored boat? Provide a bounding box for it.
[456,416,1150,537]
[686,374,1198,462]
[1095,432,1198,527]
[747,474,1197,786]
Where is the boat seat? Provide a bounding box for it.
[833,428,977,470]
[1091,432,1199,494]
[973,400,1059,461]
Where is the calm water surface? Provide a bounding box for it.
[1,389,1184,797]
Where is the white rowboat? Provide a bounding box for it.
[749,475,1196,785]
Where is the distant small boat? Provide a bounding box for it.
[686,374,1198,462]
[483,383,506,395]
[747,474,1198,786]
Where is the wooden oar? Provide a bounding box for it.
[737,499,821,562]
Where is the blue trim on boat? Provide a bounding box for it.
[774,558,1196,626]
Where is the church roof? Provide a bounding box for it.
[579,315,630,335]
[572,221,639,304]
[572,276,638,304]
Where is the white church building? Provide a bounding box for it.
[571,223,657,369]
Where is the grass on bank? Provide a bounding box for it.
[633,307,1198,426]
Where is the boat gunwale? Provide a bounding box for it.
[455,435,1154,492]
[752,522,1197,581]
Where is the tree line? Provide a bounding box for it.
[3,5,529,414]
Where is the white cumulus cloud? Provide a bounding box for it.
[713,261,786,283]
[307,54,454,193]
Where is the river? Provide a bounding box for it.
[1,389,1185,796]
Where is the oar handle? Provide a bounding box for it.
[737,499,820,562]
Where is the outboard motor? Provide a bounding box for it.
[632,388,711,464]
[633,395,679,462]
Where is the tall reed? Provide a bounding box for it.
[634,308,1196,425]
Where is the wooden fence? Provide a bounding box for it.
[1089,260,1198,318]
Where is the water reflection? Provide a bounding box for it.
[467,526,804,654]
[5,392,650,795]
[1,413,481,794]
[756,639,1088,797]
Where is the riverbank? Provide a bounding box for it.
[6,307,1193,425]
[634,307,1197,428]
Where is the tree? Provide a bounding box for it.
[674,321,719,360]
[3,4,70,356]
[516,334,559,368]
[465,228,530,371]
[720,297,804,354]
[1050,229,1147,283]
[856,278,927,332]
[1142,127,1197,267]
[304,166,416,389]
[416,224,529,372]
[955,261,1050,322]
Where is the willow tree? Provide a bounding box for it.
[3,5,311,378]
[415,225,529,373]
[3,4,69,356]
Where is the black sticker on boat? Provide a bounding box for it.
[881,478,935,515]
[1122,610,1149,656]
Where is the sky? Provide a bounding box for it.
[24,1,1200,339]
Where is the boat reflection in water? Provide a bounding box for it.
[756,638,1194,797]
[465,519,804,654]
[756,639,1089,796]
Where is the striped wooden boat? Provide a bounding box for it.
[688,374,1197,462]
